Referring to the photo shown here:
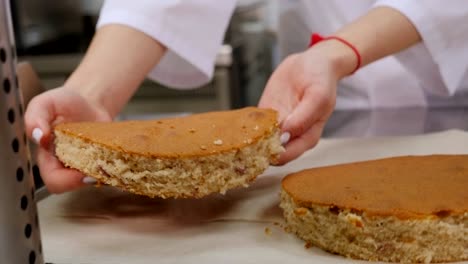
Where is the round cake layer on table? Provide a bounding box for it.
[281,155,468,263]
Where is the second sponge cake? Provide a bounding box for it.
[54,107,284,198]
[280,155,468,263]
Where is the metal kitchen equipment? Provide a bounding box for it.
[0,0,44,263]
[10,0,82,53]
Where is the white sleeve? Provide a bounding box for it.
[97,0,236,89]
[374,0,468,96]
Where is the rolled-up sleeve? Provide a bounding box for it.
[97,0,236,89]
[375,0,468,95]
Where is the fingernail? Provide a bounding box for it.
[32,128,43,145]
[280,132,290,145]
[82,176,97,184]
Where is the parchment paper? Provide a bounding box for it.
[38,130,468,264]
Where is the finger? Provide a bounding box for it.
[258,54,303,125]
[282,90,333,139]
[276,121,325,165]
[258,80,298,125]
[259,96,294,125]
[25,93,56,147]
[37,147,85,193]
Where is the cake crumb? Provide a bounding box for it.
[235,166,246,174]
[243,138,253,144]
[189,128,196,133]
[304,242,313,249]
[264,227,272,236]
[345,214,364,228]
[213,139,223,145]
[200,145,207,150]
[294,207,308,216]
[253,125,259,131]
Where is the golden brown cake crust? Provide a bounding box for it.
[54,107,278,159]
[282,155,468,219]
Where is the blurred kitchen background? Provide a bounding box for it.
[13,0,281,117]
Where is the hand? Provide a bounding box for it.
[25,87,112,193]
[259,41,355,164]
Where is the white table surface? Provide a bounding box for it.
[39,130,468,264]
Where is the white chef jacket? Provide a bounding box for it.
[97,0,468,109]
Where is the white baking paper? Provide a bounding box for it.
[38,130,468,264]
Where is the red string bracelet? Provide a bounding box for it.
[309,33,361,75]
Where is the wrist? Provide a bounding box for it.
[61,81,115,118]
[306,39,358,79]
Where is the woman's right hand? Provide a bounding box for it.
[25,87,112,193]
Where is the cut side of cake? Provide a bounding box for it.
[54,107,284,198]
[281,155,468,263]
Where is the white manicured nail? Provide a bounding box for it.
[280,132,290,145]
[32,128,43,144]
[82,176,97,184]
